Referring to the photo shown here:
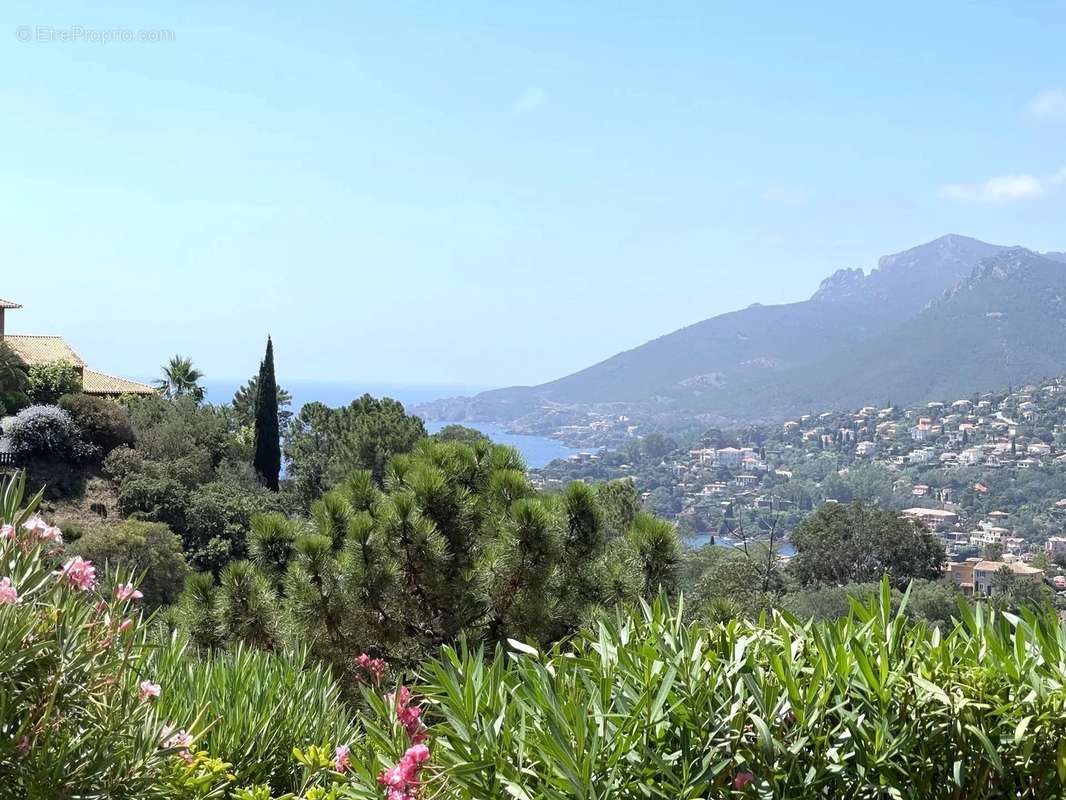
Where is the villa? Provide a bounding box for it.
[0,297,154,397]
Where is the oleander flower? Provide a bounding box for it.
[334,743,351,773]
[0,577,18,604]
[139,680,161,701]
[53,556,96,591]
[116,582,144,601]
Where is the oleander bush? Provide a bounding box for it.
[147,638,359,793]
[0,473,180,799]
[390,588,1066,799]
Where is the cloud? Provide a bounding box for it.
[513,87,546,113]
[1026,88,1066,122]
[939,173,1045,203]
[760,184,811,205]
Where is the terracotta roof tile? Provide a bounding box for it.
[0,299,21,309]
[2,335,85,367]
[82,369,157,396]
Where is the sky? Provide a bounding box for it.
[2,1,1065,390]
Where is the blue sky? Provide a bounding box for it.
[2,1,1065,389]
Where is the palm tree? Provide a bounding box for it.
[156,355,205,401]
[0,343,28,393]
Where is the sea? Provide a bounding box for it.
[685,532,796,557]
[200,379,582,469]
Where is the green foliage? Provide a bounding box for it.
[68,520,190,608]
[126,395,228,464]
[0,473,177,798]
[25,359,82,404]
[283,395,427,505]
[59,392,136,453]
[0,341,29,394]
[252,338,281,492]
[232,375,292,430]
[432,424,490,445]
[365,586,1066,799]
[149,637,358,793]
[789,500,946,587]
[156,355,205,402]
[180,438,681,671]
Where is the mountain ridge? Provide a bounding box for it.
[416,236,1064,429]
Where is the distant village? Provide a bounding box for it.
[533,376,1066,597]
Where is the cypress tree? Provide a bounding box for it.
[253,336,281,491]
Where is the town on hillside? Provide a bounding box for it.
[533,374,1066,594]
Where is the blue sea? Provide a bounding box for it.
[200,379,580,468]
[686,532,796,557]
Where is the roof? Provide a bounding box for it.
[0,298,21,309]
[974,560,1044,576]
[82,369,156,396]
[2,335,85,367]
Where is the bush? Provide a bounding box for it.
[4,404,95,461]
[26,360,82,404]
[118,475,190,533]
[59,393,136,453]
[362,585,1066,799]
[0,473,178,797]
[183,479,280,573]
[103,444,146,485]
[149,638,358,792]
[0,389,31,416]
[68,520,190,607]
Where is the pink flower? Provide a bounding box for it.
[404,743,430,764]
[1,524,15,540]
[22,516,62,545]
[119,618,134,634]
[377,740,431,799]
[733,771,754,790]
[357,652,387,685]
[139,680,161,701]
[334,743,351,773]
[0,577,18,605]
[164,729,194,762]
[116,582,144,601]
[53,556,96,591]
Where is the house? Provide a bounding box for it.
[0,297,154,397]
[1046,537,1066,559]
[856,441,877,457]
[901,507,958,530]
[1028,442,1052,457]
[946,558,982,595]
[972,561,1044,597]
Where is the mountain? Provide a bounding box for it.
[718,247,1066,416]
[418,236,1066,429]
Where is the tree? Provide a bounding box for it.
[252,337,281,491]
[232,374,293,429]
[155,355,204,401]
[789,501,945,588]
[0,341,28,393]
[180,438,679,671]
[982,542,1004,561]
[283,394,427,504]
[432,424,490,445]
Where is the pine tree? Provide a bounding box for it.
[253,336,281,491]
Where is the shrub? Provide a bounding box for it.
[183,479,280,573]
[0,389,31,416]
[118,475,190,533]
[366,586,1066,799]
[68,520,190,608]
[149,637,358,792]
[26,360,82,404]
[4,404,95,461]
[59,393,136,453]
[103,444,146,485]
[0,473,181,797]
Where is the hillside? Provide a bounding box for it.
[723,248,1066,415]
[418,234,1015,425]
